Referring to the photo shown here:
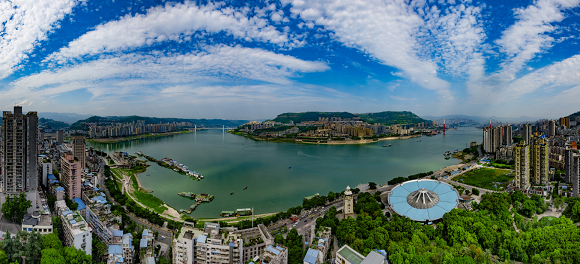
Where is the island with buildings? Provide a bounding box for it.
[230,111,449,144]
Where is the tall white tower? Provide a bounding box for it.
[344,186,354,218]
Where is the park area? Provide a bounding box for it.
[453,168,514,191]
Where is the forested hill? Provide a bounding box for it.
[566,111,580,119]
[39,118,70,130]
[357,111,429,125]
[69,115,249,130]
[273,112,357,123]
[272,111,429,125]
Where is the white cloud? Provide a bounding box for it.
[45,1,291,63]
[0,0,78,78]
[283,0,453,98]
[6,45,329,105]
[467,0,580,103]
[421,4,486,80]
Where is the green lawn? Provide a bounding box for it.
[453,168,514,191]
[133,191,166,212]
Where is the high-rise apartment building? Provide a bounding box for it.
[548,120,556,137]
[515,143,530,190]
[573,155,580,198]
[530,137,549,185]
[503,125,513,145]
[559,117,571,129]
[61,153,82,199]
[522,124,532,145]
[72,135,86,169]
[1,106,38,193]
[565,147,579,184]
[483,126,505,153]
[56,130,64,145]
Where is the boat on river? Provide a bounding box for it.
[231,191,235,195]
[243,186,247,190]
[383,144,392,147]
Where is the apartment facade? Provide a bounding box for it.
[56,200,93,255]
[515,143,530,189]
[61,153,82,199]
[531,137,549,185]
[72,135,86,169]
[1,106,38,193]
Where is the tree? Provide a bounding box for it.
[15,192,32,223]
[1,195,16,222]
[41,233,62,252]
[368,182,377,190]
[327,191,336,202]
[274,234,284,245]
[471,188,480,196]
[0,250,8,264]
[40,248,65,264]
[520,200,538,218]
[25,231,43,264]
[63,247,92,264]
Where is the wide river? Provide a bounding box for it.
[89,127,481,218]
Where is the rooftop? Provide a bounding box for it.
[304,249,320,264]
[22,212,52,227]
[388,179,459,222]
[359,251,384,264]
[337,245,365,264]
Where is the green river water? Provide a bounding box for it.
[89,127,481,218]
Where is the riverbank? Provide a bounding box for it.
[88,130,193,143]
[231,132,423,145]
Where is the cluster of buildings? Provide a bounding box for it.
[0,106,157,263]
[172,222,288,264]
[88,120,193,139]
[239,117,429,139]
[481,118,580,195]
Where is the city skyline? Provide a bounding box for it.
[1,0,580,119]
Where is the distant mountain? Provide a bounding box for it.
[69,115,250,130]
[38,112,93,124]
[272,111,427,126]
[357,111,429,125]
[273,112,357,123]
[39,118,70,130]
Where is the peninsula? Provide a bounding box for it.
[230,111,444,144]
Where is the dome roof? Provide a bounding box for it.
[407,188,439,209]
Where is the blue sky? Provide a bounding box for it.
[1,0,580,120]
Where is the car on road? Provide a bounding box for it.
[304,220,307,222]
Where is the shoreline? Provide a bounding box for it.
[88,130,193,144]
[231,132,423,145]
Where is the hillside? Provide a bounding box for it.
[272,112,357,123]
[357,111,429,125]
[566,111,580,119]
[39,118,70,130]
[271,111,428,126]
[69,115,249,130]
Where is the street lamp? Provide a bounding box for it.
[21,256,26,264]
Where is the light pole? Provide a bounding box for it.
[21,256,26,264]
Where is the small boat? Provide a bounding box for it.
[231,191,235,195]
[289,166,292,169]
[383,144,392,147]
[417,140,421,142]
[243,186,247,190]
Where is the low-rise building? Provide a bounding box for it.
[82,184,117,244]
[195,222,244,264]
[336,245,387,264]
[236,224,274,263]
[140,229,155,263]
[56,200,92,256]
[253,245,288,264]
[107,230,135,264]
[303,249,322,264]
[21,211,53,235]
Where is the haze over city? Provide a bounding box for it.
[2,0,580,119]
